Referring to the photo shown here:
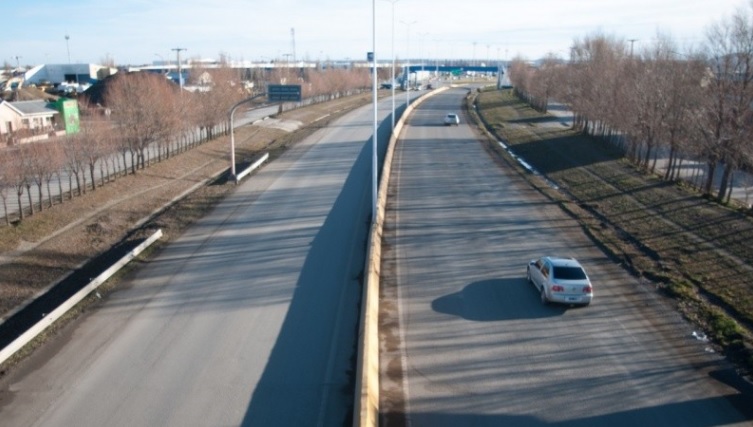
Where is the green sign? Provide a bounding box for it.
[55,99,80,134]
[267,84,302,102]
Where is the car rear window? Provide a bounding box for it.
[552,266,587,280]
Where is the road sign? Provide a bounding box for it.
[267,84,302,102]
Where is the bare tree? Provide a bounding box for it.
[22,141,61,212]
[0,149,13,225]
[18,144,37,216]
[696,6,753,201]
[62,135,89,196]
[104,72,181,173]
[192,65,244,143]
[77,111,115,190]
[5,148,27,221]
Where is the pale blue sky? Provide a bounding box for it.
[1,0,748,66]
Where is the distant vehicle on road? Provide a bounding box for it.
[443,113,459,126]
[527,256,593,306]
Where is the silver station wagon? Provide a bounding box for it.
[527,256,593,306]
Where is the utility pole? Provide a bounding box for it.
[172,47,187,92]
[65,34,71,64]
[64,34,79,85]
[628,39,638,57]
[291,28,296,63]
[401,20,417,102]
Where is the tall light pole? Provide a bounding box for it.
[418,32,429,72]
[64,33,79,85]
[401,20,417,106]
[65,34,71,64]
[628,39,638,57]
[382,0,399,131]
[371,0,378,222]
[172,47,186,92]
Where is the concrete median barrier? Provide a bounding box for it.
[353,87,449,427]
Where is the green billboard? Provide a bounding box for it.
[55,99,80,134]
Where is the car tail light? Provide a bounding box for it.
[583,286,592,293]
[551,285,564,292]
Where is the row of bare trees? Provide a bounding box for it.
[508,5,753,204]
[0,65,377,225]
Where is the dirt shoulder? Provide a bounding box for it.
[0,93,374,324]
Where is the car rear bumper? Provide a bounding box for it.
[549,293,592,305]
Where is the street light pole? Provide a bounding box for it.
[228,93,267,182]
[401,20,417,107]
[172,47,187,92]
[371,0,378,222]
[65,34,71,64]
[417,32,429,74]
[382,0,399,132]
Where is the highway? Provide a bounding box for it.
[0,94,411,426]
[379,87,753,426]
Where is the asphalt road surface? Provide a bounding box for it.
[0,95,410,426]
[380,87,753,426]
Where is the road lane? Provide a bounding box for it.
[380,87,753,426]
[0,94,409,426]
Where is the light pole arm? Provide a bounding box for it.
[228,93,267,181]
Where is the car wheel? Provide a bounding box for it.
[540,288,549,305]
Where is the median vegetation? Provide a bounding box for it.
[472,87,753,378]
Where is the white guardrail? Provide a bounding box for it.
[0,229,163,366]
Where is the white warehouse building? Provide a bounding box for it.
[23,64,118,86]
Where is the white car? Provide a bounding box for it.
[443,113,460,126]
[527,256,593,306]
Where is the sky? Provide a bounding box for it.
[1,0,750,67]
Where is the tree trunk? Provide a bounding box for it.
[16,189,24,220]
[718,164,733,203]
[25,184,34,216]
[36,183,44,211]
[704,160,717,196]
[2,198,9,226]
[90,164,97,191]
[130,151,137,174]
[56,172,64,204]
[74,172,82,196]
[664,146,676,181]
[46,180,53,208]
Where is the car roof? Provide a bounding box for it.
[545,256,583,268]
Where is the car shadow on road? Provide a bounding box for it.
[431,278,567,321]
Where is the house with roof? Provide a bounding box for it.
[0,99,77,145]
